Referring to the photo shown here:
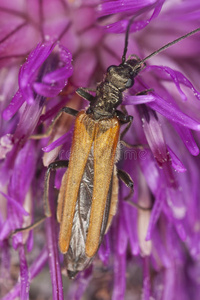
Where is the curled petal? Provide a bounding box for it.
[103,0,164,33]
[173,124,199,156]
[147,94,200,130]
[144,65,200,101]
[33,46,73,97]
[19,42,56,103]
[3,43,73,119]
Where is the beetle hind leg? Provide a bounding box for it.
[11,160,69,237]
[118,168,151,211]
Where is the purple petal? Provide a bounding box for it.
[162,268,176,300]
[0,134,14,159]
[1,247,48,300]
[97,0,157,17]
[19,245,30,300]
[42,45,73,83]
[33,82,64,97]
[0,191,29,216]
[0,221,13,241]
[146,187,165,241]
[103,0,164,33]
[123,94,155,105]
[117,206,129,255]
[0,240,11,285]
[173,123,199,156]
[98,234,110,265]
[139,105,168,166]
[33,46,73,97]
[123,202,140,255]
[142,257,151,300]
[9,140,36,202]
[2,90,24,120]
[19,42,56,103]
[147,94,200,130]
[167,146,187,173]
[112,252,126,300]
[42,131,72,152]
[139,150,159,194]
[67,268,93,300]
[151,227,171,268]
[145,65,200,101]
[45,187,63,300]
[19,42,56,89]
[42,66,73,83]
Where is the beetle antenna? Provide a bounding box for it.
[122,17,135,64]
[140,27,200,64]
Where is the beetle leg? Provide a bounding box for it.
[121,140,148,149]
[117,169,134,199]
[117,169,151,211]
[30,106,79,139]
[116,110,133,141]
[76,87,96,102]
[11,217,47,235]
[12,160,69,236]
[136,88,154,96]
[117,108,148,148]
[118,89,153,140]
[44,160,69,217]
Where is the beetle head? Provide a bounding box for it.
[105,58,142,91]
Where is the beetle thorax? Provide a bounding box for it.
[87,61,140,120]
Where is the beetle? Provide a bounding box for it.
[14,21,200,279]
[41,24,200,278]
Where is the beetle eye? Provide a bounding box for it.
[126,78,133,88]
[107,65,116,72]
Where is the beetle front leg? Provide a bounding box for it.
[116,110,133,140]
[76,87,96,102]
[31,107,79,139]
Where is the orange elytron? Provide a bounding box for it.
[57,111,120,258]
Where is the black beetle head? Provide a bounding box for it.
[105,58,142,91]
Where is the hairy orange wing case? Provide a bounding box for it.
[57,170,68,223]
[58,111,95,254]
[105,165,119,233]
[86,117,120,257]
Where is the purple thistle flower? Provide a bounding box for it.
[0,0,200,299]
